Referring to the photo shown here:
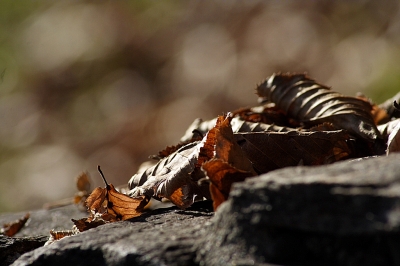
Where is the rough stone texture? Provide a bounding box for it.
[0,205,86,237]
[0,236,47,266]
[197,154,400,265]
[0,205,87,265]
[8,201,213,266]
[3,154,400,265]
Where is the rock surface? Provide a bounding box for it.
[198,154,400,265]
[2,154,400,265]
[0,236,47,266]
[5,202,214,266]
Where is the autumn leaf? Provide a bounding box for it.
[378,92,400,120]
[356,93,389,125]
[256,73,381,141]
[378,119,400,138]
[128,141,211,209]
[155,133,203,159]
[72,166,149,232]
[127,74,397,211]
[73,172,91,207]
[71,215,110,232]
[386,119,400,154]
[44,229,79,246]
[204,160,254,210]
[231,103,295,126]
[201,114,256,210]
[1,213,30,237]
[180,118,219,143]
[105,183,148,220]
[181,116,299,145]
[234,130,351,174]
[229,116,298,133]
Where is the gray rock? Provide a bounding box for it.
[0,236,47,266]
[0,205,87,265]
[0,205,86,237]
[4,154,400,266]
[10,202,213,266]
[197,154,400,265]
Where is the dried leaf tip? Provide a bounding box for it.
[1,213,30,237]
[97,165,109,188]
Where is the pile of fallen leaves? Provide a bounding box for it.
[3,72,400,244]
[127,72,397,211]
[46,73,400,243]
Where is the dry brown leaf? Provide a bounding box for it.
[72,167,149,232]
[180,116,299,145]
[386,119,400,154]
[155,134,203,159]
[180,118,219,143]
[235,130,351,174]
[106,183,149,220]
[71,215,109,232]
[203,159,255,210]
[85,187,107,214]
[76,171,91,191]
[378,92,400,120]
[231,103,295,126]
[74,172,91,206]
[356,93,389,125]
[201,114,256,210]
[128,141,211,209]
[378,119,400,138]
[1,213,30,237]
[44,229,79,245]
[256,73,381,141]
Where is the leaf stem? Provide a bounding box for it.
[97,165,109,188]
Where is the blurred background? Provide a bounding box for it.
[0,1,400,213]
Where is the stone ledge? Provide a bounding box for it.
[3,154,400,265]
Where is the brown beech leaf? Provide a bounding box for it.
[256,73,381,141]
[106,183,149,220]
[229,116,299,133]
[85,186,107,214]
[73,167,149,232]
[180,116,299,144]
[231,103,295,126]
[180,104,298,143]
[386,119,400,154]
[378,92,400,120]
[95,167,149,220]
[71,215,109,232]
[74,172,91,208]
[202,114,256,210]
[204,159,254,210]
[180,118,219,143]
[235,130,351,174]
[45,229,79,245]
[378,119,400,138]
[128,141,211,209]
[356,93,389,125]
[1,213,30,237]
[155,134,203,159]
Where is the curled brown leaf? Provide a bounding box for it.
[128,141,211,209]
[45,229,79,245]
[256,73,381,141]
[386,119,400,155]
[1,213,30,237]
[201,114,256,210]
